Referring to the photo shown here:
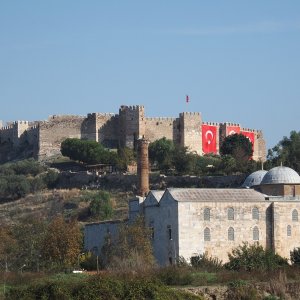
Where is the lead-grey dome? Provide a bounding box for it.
[261,166,300,185]
[242,170,268,188]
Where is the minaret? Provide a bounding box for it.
[137,137,150,197]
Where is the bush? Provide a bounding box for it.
[157,266,194,286]
[290,247,300,265]
[191,253,223,272]
[89,190,113,220]
[227,279,259,300]
[7,274,201,300]
[225,242,288,272]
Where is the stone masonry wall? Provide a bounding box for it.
[145,117,177,142]
[38,115,85,159]
[273,201,300,259]
[96,114,119,148]
[178,200,270,263]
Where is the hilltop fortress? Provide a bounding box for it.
[0,105,266,162]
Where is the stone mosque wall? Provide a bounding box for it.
[0,104,267,162]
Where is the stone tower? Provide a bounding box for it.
[137,137,150,197]
[179,112,202,155]
[118,105,146,149]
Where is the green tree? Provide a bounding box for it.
[12,219,47,271]
[194,154,222,176]
[149,138,175,171]
[220,134,253,173]
[6,175,30,199]
[61,138,116,165]
[0,226,17,271]
[117,147,136,172]
[220,133,253,159]
[220,155,237,175]
[43,169,59,188]
[41,216,82,270]
[89,191,113,220]
[12,159,45,176]
[172,145,195,175]
[267,131,300,173]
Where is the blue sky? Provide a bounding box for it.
[0,1,299,150]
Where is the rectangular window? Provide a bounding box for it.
[292,185,296,197]
[167,225,172,240]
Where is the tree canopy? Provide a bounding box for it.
[89,190,114,220]
[220,133,253,159]
[41,216,82,270]
[149,137,175,171]
[61,138,117,165]
[220,133,254,173]
[267,131,300,173]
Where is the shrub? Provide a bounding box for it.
[225,242,288,272]
[191,253,223,271]
[7,274,201,300]
[290,247,300,265]
[89,191,113,220]
[227,280,259,300]
[156,266,193,286]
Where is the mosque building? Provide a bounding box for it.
[84,139,300,265]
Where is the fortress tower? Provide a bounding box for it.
[119,105,145,149]
[179,112,202,155]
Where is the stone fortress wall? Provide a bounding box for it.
[0,105,266,162]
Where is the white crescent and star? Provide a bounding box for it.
[205,130,214,145]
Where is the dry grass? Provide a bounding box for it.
[0,189,132,226]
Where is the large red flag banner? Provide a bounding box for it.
[226,125,240,136]
[241,131,255,150]
[202,124,217,154]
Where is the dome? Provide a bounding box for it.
[261,166,300,185]
[242,170,268,188]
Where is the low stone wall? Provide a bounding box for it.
[57,172,246,190]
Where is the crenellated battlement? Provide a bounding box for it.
[241,128,256,133]
[203,121,219,126]
[88,112,115,118]
[48,114,85,120]
[221,122,241,127]
[146,117,176,122]
[179,112,201,117]
[120,105,144,112]
[0,125,14,131]
[13,120,29,125]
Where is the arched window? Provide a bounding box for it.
[253,226,259,241]
[204,227,211,241]
[204,208,210,221]
[228,227,234,241]
[292,209,298,222]
[228,207,234,220]
[287,225,292,237]
[252,207,259,220]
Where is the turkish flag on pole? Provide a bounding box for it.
[186,95,189,103]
